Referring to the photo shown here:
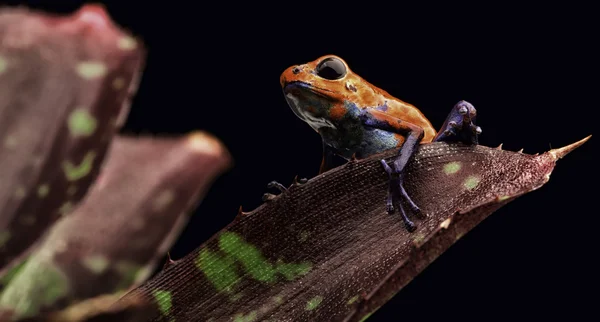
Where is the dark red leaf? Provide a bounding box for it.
[0,5,145,273]
[122,137,589,321]
[0,133,231,319]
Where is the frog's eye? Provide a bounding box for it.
[315,57,346,80]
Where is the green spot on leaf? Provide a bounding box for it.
[275,259,312,280]
[463,175,481,190]
[233,311,257,322]
[58,202,73,216]
[0,260,70,318]
[152,190,176,212]
[67,109,97,137]
[443,161,461,174]
[76,61,107,79]
[62,151,97,181]
[37,184,49,198]
[114,261,144,290]
[347,295,360,305]
[0,55,7,74]
[118,36,137,50]
[195,248,239,293]
[218,232,277,283]
[81,255,109,274]
[0,231,11,247]
[299,230,310,242]
[306,295,323,311]
[152,289,172,316]
[0,258,28,286]
[14,186,26,199]
[3,135,17,149]
[499,195,510,201]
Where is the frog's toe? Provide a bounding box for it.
[267,181,287,192]
[380,159,420,232]
[434,100,482,145]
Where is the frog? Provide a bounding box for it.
[277,55,482,232]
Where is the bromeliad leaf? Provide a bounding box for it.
[122,137,589,322]
[0,5,145,273]
[16,292,153,322]
[0,133,231,319]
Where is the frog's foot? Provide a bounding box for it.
[433,100,482,145]
[380,160,423,232]
[262,181,287,202]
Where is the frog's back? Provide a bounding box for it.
[357,78,437,143]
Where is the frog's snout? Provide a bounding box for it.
[280,64,307,88]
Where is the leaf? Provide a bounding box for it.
[0,5,146,273]
[121,137,590,322]
[15,292,153,322]
[0,133,231,319]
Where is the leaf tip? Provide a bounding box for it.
[186,131,232,163]
[547,135,591,160]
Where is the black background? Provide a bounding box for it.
[8,1,598,321]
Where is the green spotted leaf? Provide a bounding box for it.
[0,4,145,274]
[122,137,589,321]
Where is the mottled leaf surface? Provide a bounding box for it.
[123,138,588,322]
[0,5,145,272]
[0,133,231,319]
[17,292,153,322]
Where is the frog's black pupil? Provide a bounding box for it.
[316,58,346,80]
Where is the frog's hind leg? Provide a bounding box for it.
[360,109,425,232]
[433,100,482,144]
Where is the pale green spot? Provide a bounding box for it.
[273,295,283,304]
[81,255,109,274]
[0,258,28,286]
[14,186,26,199]
[114,261,144,290]
[67,109,97,137]
[443,161,461,175]
[275,260,312,280]
[463,175,481,190]
[347,295,360,305]
[230,292,243,302]
[413,232,426,245]
[112,77,126,90]
[195,248,239,293]
[37,184,49,198]
[233,311,257,322]
[305,295,323,311]
[152,290,172,316]
[0,260,70,318]
[58,202,73,216]
[0,55,7,74]
[62,151,97,181]
[218,232,277,283]
[499,195,510,201]
[0,231,11,247]
[3,135,17,149]
[118,36,137,50]
[152,190,176,212]
[299,230,310,242]
[76,61,107,79]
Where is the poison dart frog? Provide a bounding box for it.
[278,55,482,232]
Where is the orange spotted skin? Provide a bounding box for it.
[280,55,436,164]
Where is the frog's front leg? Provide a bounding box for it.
[433,100,482,144]
[360,109,425,232]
